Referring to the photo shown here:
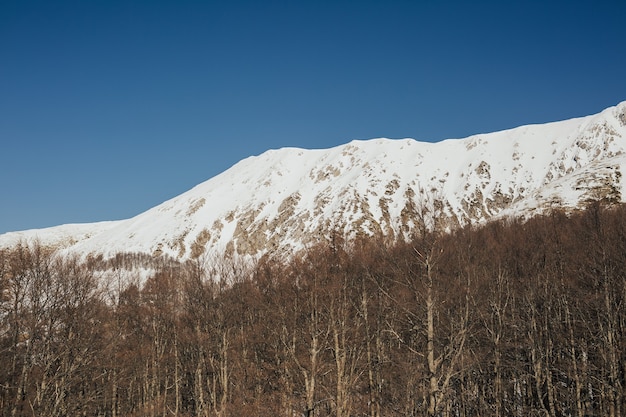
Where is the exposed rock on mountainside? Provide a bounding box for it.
[2,101,625,260]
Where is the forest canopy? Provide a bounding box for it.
[1,203,625,416]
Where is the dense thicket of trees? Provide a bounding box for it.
[1,203,625,416]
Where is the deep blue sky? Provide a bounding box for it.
[1,0,625,233]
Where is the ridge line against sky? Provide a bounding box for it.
[1,0,625,234]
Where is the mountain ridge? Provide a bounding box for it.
[2,101,625,260]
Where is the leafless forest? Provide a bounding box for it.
[1,203,625,416]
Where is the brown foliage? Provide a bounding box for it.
[1,205,626,415]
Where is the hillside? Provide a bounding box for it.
[1,101,625,260]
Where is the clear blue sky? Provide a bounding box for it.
[1,0,625,234]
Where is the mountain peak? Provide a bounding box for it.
[2,102,625,260]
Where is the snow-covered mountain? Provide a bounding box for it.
[2,102,626,261]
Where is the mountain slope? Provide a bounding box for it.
[2,101,625,260]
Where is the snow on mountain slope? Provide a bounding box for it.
[2,101,625,260]
[0,221,122,251]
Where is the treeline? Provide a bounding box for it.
[1,203,625,416]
